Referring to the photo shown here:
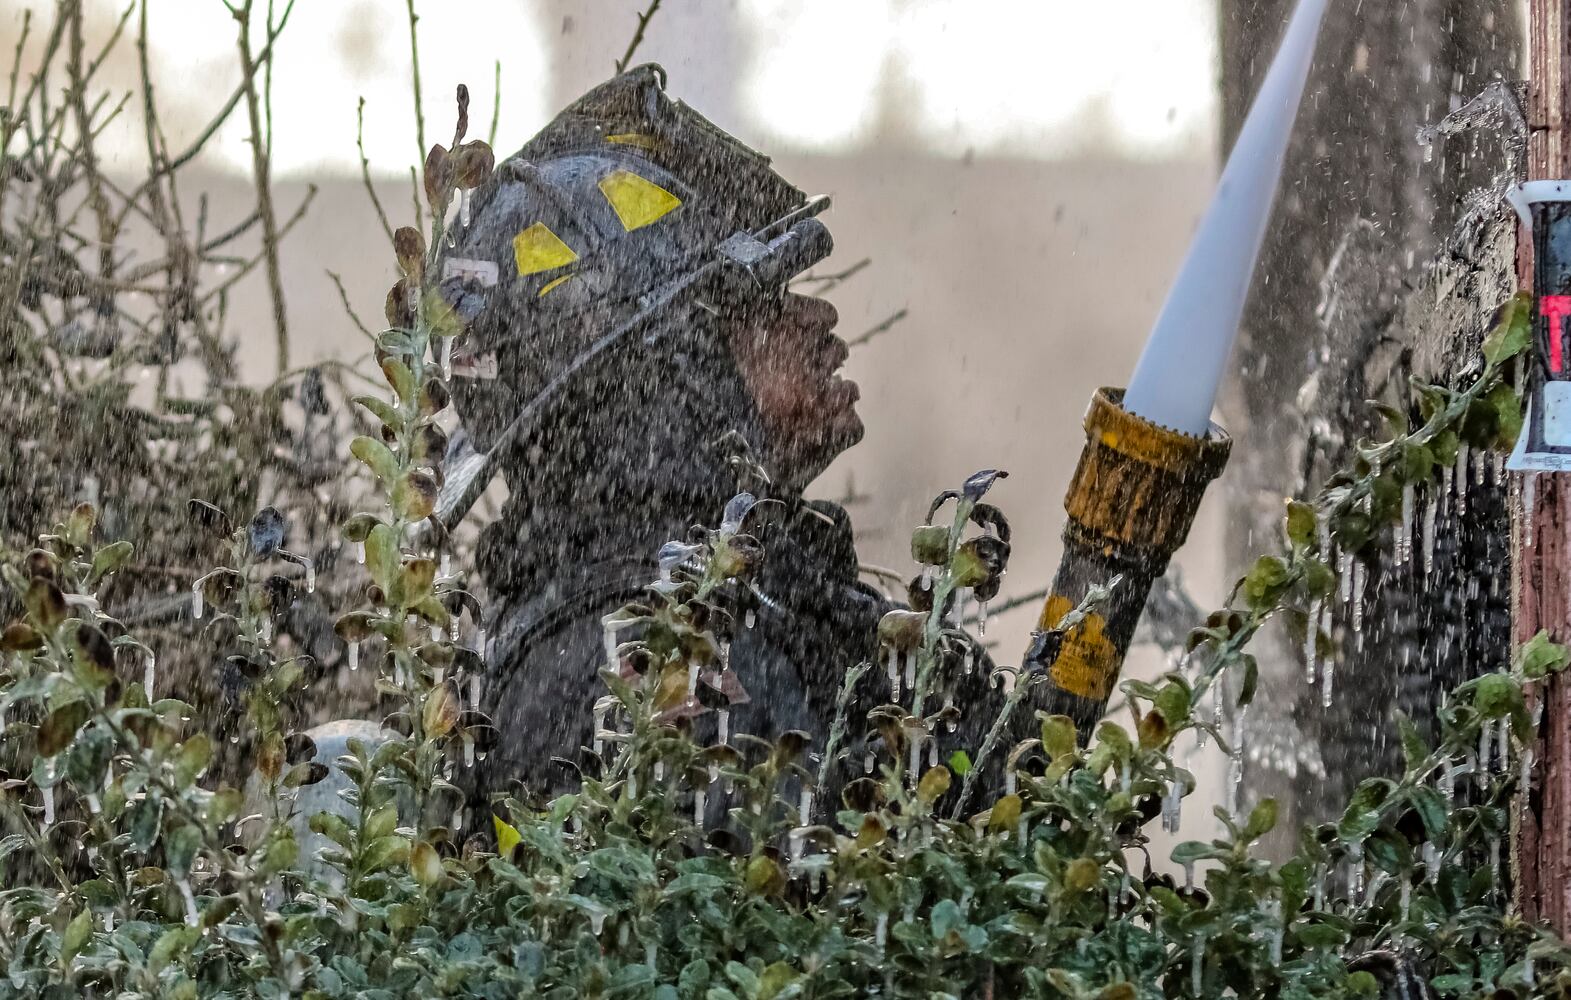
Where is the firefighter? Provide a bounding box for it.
[436,65,999,808]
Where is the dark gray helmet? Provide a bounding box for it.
[436,65,833,525]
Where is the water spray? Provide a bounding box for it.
[1028,0,1328,740]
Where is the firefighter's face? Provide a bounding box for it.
[725,292,863,486]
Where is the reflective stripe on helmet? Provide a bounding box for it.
[597,169,682,232]
[512,222,579,276]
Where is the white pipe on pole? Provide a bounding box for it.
[1122,0,1330,436]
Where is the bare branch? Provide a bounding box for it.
[846,307,908,348]
[357,97,396,246]
[615,0,664,74]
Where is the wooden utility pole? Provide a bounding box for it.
[1516,0,1571,937]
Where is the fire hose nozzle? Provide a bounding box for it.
[1030,388,1231,741]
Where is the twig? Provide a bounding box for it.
[793,257,870,293]
[615,0,663,74]
[813,661,871,814]
[489,60,501,148]
[200,184,317,302]
[326,269,374,341]
[405,0,427,166]
[356,97,395,246]
[234,0,291,375]
[846,308,908,348]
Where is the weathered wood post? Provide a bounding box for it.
[1516,0,1571,936]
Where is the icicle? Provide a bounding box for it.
[1338,550,1353,603]
[459,188,472,227]
[874,913,888,952]
[904,653,916,691]
[1455,444,1470,514]
[260,617,273,643]
[1479,450,1490,486]
[1422,488,1438,577]
[1423,840,1439,882]
[603,625,619,668]
[1440,756,1455,804]
[41,786,54,828]
[1525,472,1538,549]
[1005,770,1017,797]
[1304,601,1321,686]
[887,649,901,700]
[304,560,316,594]
[1350,558,1366,633]
[1522,747,1535,810]
[864,751,875,774]
[687,663,699,697]
[964,646,976,675]
[920,565,933,591]
[1497,717,1512,776]
[1348,842,1365,901]
[440,336,453,381]
[103,909,113,933]
[653,761,664,782]
[355,540,365,565]
[744,609,756,629]
[143,652,155,698]
[694,788,707,825]
[800,788,813,825]
[1191,935,1205,995]
[440,552,451,579]
[1399,878,1411,925]
[1398,482,1414,565]
[944,694,957,733]
[464,738,475,768]
[645,940,657,971]
[593,705,607,758]
[0,706,5,736]
[1478,725,1492,791]
[908,737,921,789]
[1489,836,1501,891]
[590,910,607,935]
[1267,900,1283,964]
[191,583,204,620]
[1312,864,1326,910]
[717,709,729,746]
[928,740,939,767]
[346,640,360,672]
[1183,859,1195,892]
[178,878,199,927]
[977,600,988,637]
[1162,775,1183,834]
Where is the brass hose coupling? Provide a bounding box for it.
[1029,388,1231,742]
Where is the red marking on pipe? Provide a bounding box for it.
[1545,295,1571,374]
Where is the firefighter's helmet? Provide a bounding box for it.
[438,64,828,456]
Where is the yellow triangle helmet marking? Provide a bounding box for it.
[537,274,574,298]
[512,222,579,277]
[598,169,682,232]
[605,133,662,151]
